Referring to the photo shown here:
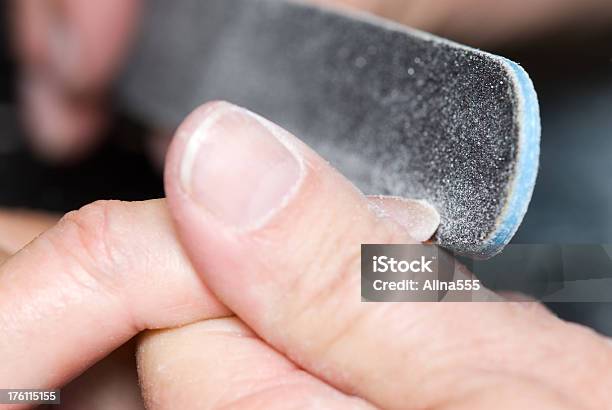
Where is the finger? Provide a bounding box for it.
[137,318,373,410]
[0,199,228,395]
[0,156,498,409]
[0,208,143,410]
[367,196,439,242]
[164,102,612,409]
[0,208,59,255]
[139,321,576,410]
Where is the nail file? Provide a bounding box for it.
[115,0,541,258]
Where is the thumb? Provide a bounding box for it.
[164,101,612,409]
[164,100,421,406]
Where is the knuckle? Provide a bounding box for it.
[288,223,356,306]
[293,216,403,309]
[285,212,404,353]
[50,200,129,291]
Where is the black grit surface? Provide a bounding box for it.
[116,0,529,256]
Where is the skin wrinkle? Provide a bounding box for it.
[277,213,411,385]
[1,197,235,397]
[334,303,439,403]
[320,294,588,410]
[215,374,372,410]
[273,205,408,383]
[437,372,582,410]
[45,232,101,293]
[456,331,554,385]
[53,202,128,293]
[21,237,116,322]
[144,302,208,328]
[44,204,145,336]
[294,304,370,394]
[45,200,221,333]
[0,261,132,389]
[294,250,413,391]
[0,250,9,265]
[442,312,612,409]
[275,164,411,330]
[364,307,563,408]
[217,372,317,408]
[284,234,360,329]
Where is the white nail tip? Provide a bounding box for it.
[179,105,231,193]
[372,196,441,242]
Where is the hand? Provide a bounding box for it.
[12,0,612,162]
[2,102,611,409]
[0,210,148,409]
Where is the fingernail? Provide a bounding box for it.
[370,197,440,242]
[180,103,304,230]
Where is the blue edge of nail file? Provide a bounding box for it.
[116,0,541,259]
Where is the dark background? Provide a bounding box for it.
[1,6,611,334]
[0,6,164,211]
